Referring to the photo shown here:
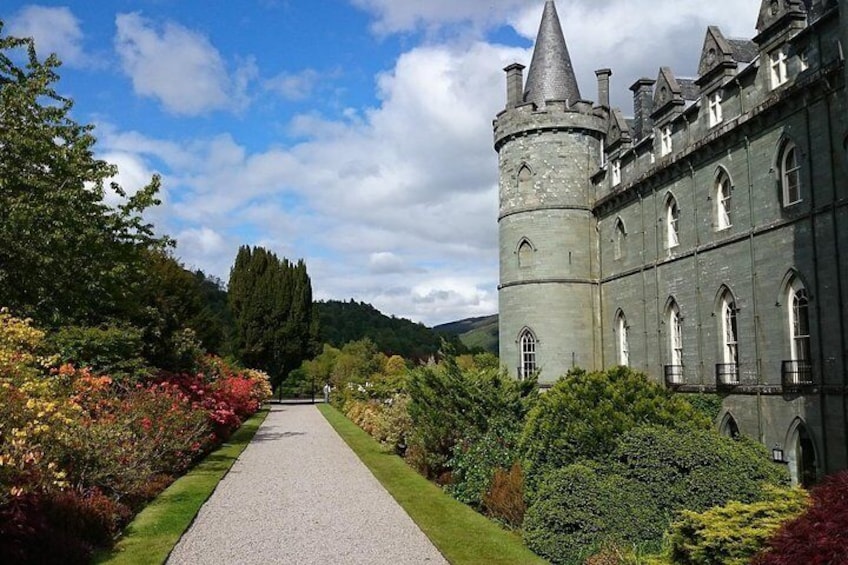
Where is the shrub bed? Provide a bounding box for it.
[0,311,271,563]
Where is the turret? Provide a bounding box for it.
[494,0,603,383]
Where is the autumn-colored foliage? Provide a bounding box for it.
[0,311,271,563]
[754,470,848,565]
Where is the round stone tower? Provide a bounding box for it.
[495,0,604,383]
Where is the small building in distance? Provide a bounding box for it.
[495,0,848,486]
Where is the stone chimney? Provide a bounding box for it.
[630,78,656,141]
[595,68,612,108]
[504,63,526,108]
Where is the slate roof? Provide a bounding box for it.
[523,0,581,107]
[727,38,758,63]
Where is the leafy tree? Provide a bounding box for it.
[0,26,167,326]
[519,366,710,493]
[228,246,315,391]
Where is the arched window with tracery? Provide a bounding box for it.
[717,287,739,384]
[519,328,537,380]
[664,299,683,385]
[783,275,813,386]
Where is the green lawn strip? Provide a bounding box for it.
[95,408,270,565]
[319,404,548,565]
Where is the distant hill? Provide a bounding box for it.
[314,300,461,360]
[434,314,499,355]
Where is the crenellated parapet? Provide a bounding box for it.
[494,100,607,152]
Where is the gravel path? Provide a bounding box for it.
[167,404,448,565]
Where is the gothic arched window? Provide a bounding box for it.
[788,279,811,363]
[616,311,629,367]
[780,140,802,206]
[715,169,732,230]
[518,164,533,193]
[518,239,534,269]
[519,328,537,380]
[614,218,626,260]
[665,195,680,249]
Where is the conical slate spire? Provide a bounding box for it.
[523,0,581,107]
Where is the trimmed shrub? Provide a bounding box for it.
[664,486,808,565]
[523,464,665,565]
[610,426,789,517]
[520,366,709,494]
[754,470,848,565]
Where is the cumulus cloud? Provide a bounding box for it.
[6,5,89,67]
[96,0,768,324]
[114,13,254,116]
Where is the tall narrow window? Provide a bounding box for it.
[518,240,534,269]
[716,171,732,230]
[519,329,537,380]
[616,311,629,366]
[708,91,723,127]
[720,291,739,367]
[611,159,621,187]
[614,219,626,260]
[770,48,788,89]
[666,195,680,249]
[660,126,673,157]
[780,141,802,206]
[518,164,533,193]
[668,301,683,367]
[789,284,811,362]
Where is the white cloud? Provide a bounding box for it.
[265,69,321,101]
[99,151,155,206]
[349,0,528,35]
[96,0,769,324]
[6,5,89,67]
[114,13,254,116]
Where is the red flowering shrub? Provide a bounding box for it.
[754,470,848,565]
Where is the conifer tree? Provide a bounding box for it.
[228,246,315,393]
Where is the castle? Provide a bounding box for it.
[496,0,848,486]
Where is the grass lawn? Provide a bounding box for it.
[319,404,548,565]
[94,408,270,565]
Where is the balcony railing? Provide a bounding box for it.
[664,365,684,387]
[782,360,814,392]
[716,363,740,388]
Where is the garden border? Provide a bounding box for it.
[94,408,270,565]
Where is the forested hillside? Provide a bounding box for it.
[315,300,459,360]
[434,314,499,355]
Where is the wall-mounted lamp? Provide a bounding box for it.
[772,445,786,463]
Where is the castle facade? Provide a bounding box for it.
[496,0,848,485]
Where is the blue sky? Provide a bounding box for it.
[0,0,760,326]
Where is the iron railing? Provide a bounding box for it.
[716,363,740,388]
[664,365,684,387]
[782,360,814,392]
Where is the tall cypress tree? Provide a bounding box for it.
[228,246,315,393]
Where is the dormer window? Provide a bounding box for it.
[708,91,723,127]
[660,126,672,157]
[611,159,621,187]
[770,48,788,89]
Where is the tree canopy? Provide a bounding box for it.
[0,26,167,326]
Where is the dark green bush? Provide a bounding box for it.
[47,325,151,381]
[520,366,709,494]
[448,424,520,509]
[407,356,537,480]
[523,464,664,565]
[665,485,808,565]
[610,426,789,517]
